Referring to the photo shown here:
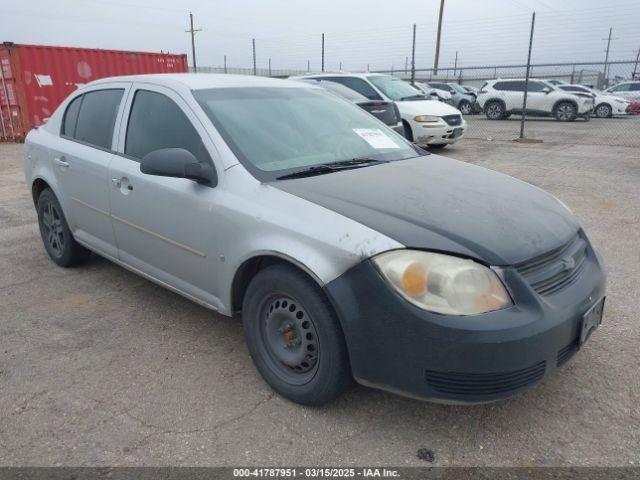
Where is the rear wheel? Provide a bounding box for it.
[554,102,577,121]
[595,103,612,118]
[402,120,414,141]
[485,101,505,120]
[37,188,90,267]
[242,264,352,405]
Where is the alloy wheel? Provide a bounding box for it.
[41,200,65,257]
[595,104,611,118]
[557,104,576,121]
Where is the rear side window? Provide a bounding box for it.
[73,89,124,149]
[125,90,210,163]
[324,77,382,100]
[62,95,82,138]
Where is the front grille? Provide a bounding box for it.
[557,339,579,367]
[442,114,462,126]
[425,361,546,396]
[514,235,587,296]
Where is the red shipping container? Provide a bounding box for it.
[0,42,188,141]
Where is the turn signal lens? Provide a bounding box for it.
[373,250,512,316]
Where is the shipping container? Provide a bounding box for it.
[0,42,188,141]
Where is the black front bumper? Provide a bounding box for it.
[324,237,606,404]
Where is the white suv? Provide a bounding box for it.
[477,79,594,121]
[295,73,466,149]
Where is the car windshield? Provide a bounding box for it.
[449,84,467,94]
[367,76,424,101]
[193,87,421,181]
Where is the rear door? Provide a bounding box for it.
[108,83,224,310]
[501,81,525,111]
[49,85,129,257]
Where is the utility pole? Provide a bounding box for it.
[339,61,342,71]
[453,51,458,78]
[404,56,408,76]
[602,27,617,87]
[268,58,272,76]
[632,47,640,79]
[433,0,445,75]
[223,55,227,74]
[252,38,257,75]
[307,59,310,72]
[367,63,370,72]
[321,33,325,72]
[410,24,416,85]
[519,11,536,140]
[185,13,202,72]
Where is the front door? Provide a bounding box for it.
[108,85,224,311]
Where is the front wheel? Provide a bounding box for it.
[458,100,472,115]
[485,101,505,120]
[242,264,352,405]
[554,102,577,121]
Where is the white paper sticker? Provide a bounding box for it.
[34,74,53,87]
[353,128,400,149]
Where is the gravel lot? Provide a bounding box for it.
[0,136,638,467]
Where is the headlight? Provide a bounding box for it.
[414,115,440,122]
[373,250,512,315]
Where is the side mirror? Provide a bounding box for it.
[542,87,551,94]
[140,148,217,186]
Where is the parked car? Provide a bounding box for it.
[414,83,454,105]
[24,73,606,405]
[426,82,478,115]
[296,78,404,135]
[602,81,640,102]
[462,85,479,95]
[556,84,630,118]
[476,79,594,121]
[295,73,465,148]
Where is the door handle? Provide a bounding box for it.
[111,178,121,188]
[53,157,69,168]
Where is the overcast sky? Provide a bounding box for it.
[3,0,640,73]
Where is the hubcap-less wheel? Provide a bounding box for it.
[595,104,611,118]
[556,103,576,121]
[41,199,65,258]
[486,103,503,119]
[260,295,320,385]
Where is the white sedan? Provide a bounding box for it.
[556,84,630,118]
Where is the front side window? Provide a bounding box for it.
[527,81,547,92]
[324,77,382,100]
[73,89,124,149]
[367,76,424,101]
[125,90,210,163]
[193,87,421,182]
[630,83,640,91]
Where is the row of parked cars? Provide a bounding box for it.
[289,73,639,151]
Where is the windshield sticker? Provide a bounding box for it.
[353,128,401,149]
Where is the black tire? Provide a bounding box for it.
[458,100,472,115]
[402,120,414,142]
[485,101,505,120]
[594,103,612,118]
[582,114,591,122]
[242,264,352,405]
[37,188,91,267]
[553,101,577,122]
[428,144,447,149]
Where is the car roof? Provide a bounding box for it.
[86,73,311,90]
[294,72,389,80]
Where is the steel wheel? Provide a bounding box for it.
[259,294,320,385]
[40,198,65,258]
[595,103,611,118]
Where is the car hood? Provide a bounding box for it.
[396,99,461,117]
[273,155,579,266]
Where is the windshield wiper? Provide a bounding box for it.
[276,158,389,180]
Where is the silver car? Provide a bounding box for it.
[25,74,606,406]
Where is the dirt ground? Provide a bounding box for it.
[0,137,638,466]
